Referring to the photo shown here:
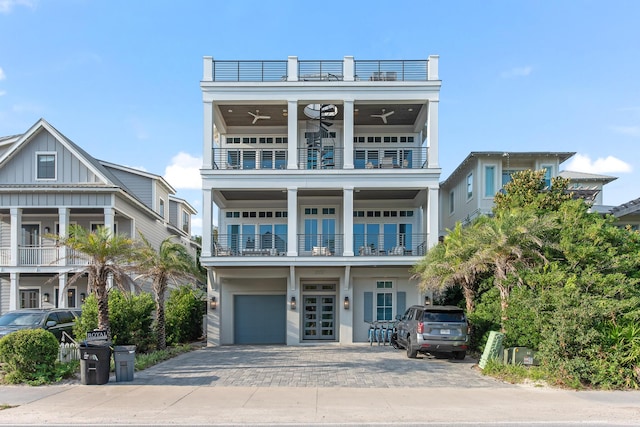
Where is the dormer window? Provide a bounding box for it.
[182,210,189,233]
[159,199,165,219]
[36,152,56,180]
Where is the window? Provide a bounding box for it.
[484,166,495,197]
[36,153,56,180]
[449,191,455,214]
[466,173,473,200]
[542,165,552,188]
[182,211,189,233]
[376,281,393,321]
[159,199,165,218]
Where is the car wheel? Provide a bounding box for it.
[454,351,466,360]
[406,336,418,358]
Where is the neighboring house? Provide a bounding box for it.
[439,151,575,235]
[0,119,198,314]
[559,170,617,205]
[602,198,640,231]
[200,55,441,345]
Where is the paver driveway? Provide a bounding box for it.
[133,344,512,388]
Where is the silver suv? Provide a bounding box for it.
[395,305,469,359]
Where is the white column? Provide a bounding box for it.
[427,186,439,250]
[9,272,19,311]
[203,100,214,169]
[343,56,355,81]
[203,56,213,81]
[58,207,68,266]
[340,265,353,344]
[104,208,114,235]
[427,100,439,168]
[428,55,439,80]
[343,100,354,169]
[343,187,354,256]
[58,274,67,308]
[286,266,299,345]
[287,56,298,81]
[10,208,21,267]
[286,187,298,256]
[201,188,213,257]
[287,100,298,169]
[206,269,220,347]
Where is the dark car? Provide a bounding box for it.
[0,308,80,341]
[395,305,469,359]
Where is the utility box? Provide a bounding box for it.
[113,345,136,382]
[504,347,539,366]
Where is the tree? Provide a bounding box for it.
[60,225,135,338]
[493,169,571,215]
[133,235,201,350]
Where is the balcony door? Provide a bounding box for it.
[21,224,40,265]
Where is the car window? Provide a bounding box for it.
[46,312,61,324]
[0,313,43,326]
[423,311,466,322]
[56,311,75,323]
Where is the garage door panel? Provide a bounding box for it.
[234,295,286,344]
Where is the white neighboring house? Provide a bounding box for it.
[200,55,441,346]
[0,119,198,314]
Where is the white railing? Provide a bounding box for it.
[19,245,58,266]
[67,249,91,266]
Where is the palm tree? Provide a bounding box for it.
[472,209,558,331]
[60,225,136,339]
[133,235,200,350]
[413,221,487,313]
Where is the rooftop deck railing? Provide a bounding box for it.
[212,60,288,82]
[354,60,428,81]
[298,60,344,81]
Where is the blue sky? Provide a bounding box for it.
[1,0,639,236]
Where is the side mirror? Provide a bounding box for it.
[395,314,402,321]
[45,320,57,328]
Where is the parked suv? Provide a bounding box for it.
[395,305,469,359]
[0,308,80,341]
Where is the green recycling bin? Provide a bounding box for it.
[113,345,136,382]
[80,344,112,385]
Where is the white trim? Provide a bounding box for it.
[466,172,473,201]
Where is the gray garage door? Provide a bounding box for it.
[234,295,286,344]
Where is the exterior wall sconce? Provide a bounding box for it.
[67,289,74,298]
[43,293,50,303]
[343,296,350,310]
[210,296,217,310]
[44,226,50,234]
[80,293,86,303]
[424,295,431,306]
[290,296,296,310]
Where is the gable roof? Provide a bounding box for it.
[100,160,176,194]
[441,151,576,188]
[560,170,617,184]
[611,197,640,218]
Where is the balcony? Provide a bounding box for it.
[353,234,427,257]
[0,246,91,267]
[213,234,287,257]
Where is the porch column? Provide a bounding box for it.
[286,187,298,256]
[203,99,213,169]
[104,208,114,235]
[9,272,19,310]
[340,265,353,344]
[427,100,439,168]
[343,100,354,169]
[287,100,298,169]
[201,188,212,257]
[10,208,21,266]
[286,266,299,345]
[427,186,439,250]
[58,207,69,266]
[207,269,220,347]
[343,187,354,256]
[58,274,67,308]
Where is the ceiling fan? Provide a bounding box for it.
[370,108,395,124]
[248,110,271,124]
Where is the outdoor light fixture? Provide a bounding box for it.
[43,293,50,303]
[44,226,50,234]
[80,293,86,303]
[424,295,431,306]
[67,289,74,297]
[210,296,217,310]
[290,296,296,310]
[343,296,350,310]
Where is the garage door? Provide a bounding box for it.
[234,295,286,344]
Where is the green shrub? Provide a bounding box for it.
[165,285,206,345]
[0,329,60,384]
[74,290,155,353]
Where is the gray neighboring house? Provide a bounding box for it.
[0,119,198,314]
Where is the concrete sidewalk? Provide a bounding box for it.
[0,384,639,425]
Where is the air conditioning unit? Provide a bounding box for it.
[503,347,539,366]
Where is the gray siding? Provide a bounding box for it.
[115,197,166,249]
[0,276,9,314]
[0,218,8,247]
[0,130,102,185]
[0,192,112,208]
[105,167,154,209]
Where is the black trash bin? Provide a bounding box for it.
[80,343,112,385]
[113,345,136,382]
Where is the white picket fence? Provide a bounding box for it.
[58,342,80,363]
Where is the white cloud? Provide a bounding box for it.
[0,67,5,80]
[500,66,532,78]
[564,153,632,174]
[164,152,202,190]
[611,125,640,137]
[0,0,34,13]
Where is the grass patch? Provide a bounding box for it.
[0,404,17,410]
[133,344,194,371]
[480,358,549,386]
